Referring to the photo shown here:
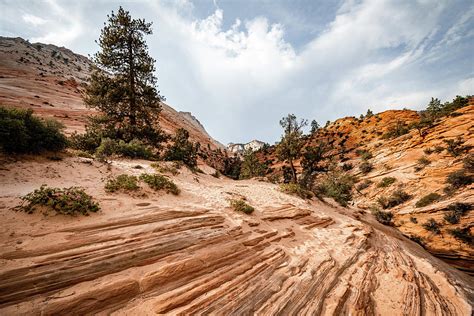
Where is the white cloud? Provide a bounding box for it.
[22,13,47,26]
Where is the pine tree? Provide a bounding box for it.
[310,119,319,134]
[84,7,164,144]
[276,114,307,183]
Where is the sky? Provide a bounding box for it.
[1,0,473,144]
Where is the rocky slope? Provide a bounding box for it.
[261,103,473,274]
[228,139,267,155]
[0,156,472,314]
[0,36,223,150]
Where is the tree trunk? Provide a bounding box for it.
[289,159,297,184]
[128,33,136,127]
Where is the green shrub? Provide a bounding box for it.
[211,170,220,178]
[415,156,431,171]
[315,171,355,206]
[230,199,254,214]
[359,161,373,174]
[422,218,441,234]
[382,120,410,139]
[342,163,353,171]
[463,154,474,172]
[372,208,393,225]
[356,179,372,191]
[410,217,418,223]
[448,228,473,245]
[139,173,180,195]
[443,202,471,224]
[150,163,180,175]
[377,177,396,188]
[377,190,411,209]
[280,183,314,199]
[356,149,372,160]
[240,150,267,179]
[423,148,434,155]
[17,185,99,215]
[0,106,67,153]
[415,192,441,208]
[445,169,473,190]
[164,128,198,168]
[95,137,117,160]
[105,174,140,192]
[443,137,470,157]
[116,139,153,159]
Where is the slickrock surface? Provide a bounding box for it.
[0,157,472,314]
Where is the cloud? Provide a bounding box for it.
[1,0,472,144]
[22,13,47,26]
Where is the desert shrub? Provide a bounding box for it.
[95,137,118,160]
[415,192,441,208]
[315,171,355,206]
[443,202,472,224]
[230,199,254,214]
[280,183,314,199]
[448,228,473,245]
[377,177,396,188]
[415,156,431,171]
[104,174,139,192]
[139,173,180,195]
[211,170,220,178]
[422,218,441,234]
[356,179,372,191]
[382,120,410,139]
[433,146,444,153]
[377,190,411,209]
[410,217,418,223]
[356,149,372,160]
[359,161,373,174]
[408,235,425,246]
[372,208,393,225]
[150,162,179,175]
[443,137,470,157]
[116,139,153,159]
[463,154,474,172]
[342,163,353,171]
[0,106,67,153]
[76,150,94,159]
[17,185,99,215]
[445,169,473,193]
[423,148,434,155]
[164,128,199,168]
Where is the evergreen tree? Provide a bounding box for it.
[276,114,307,183]
[164,128,199,167]
[84,7,164,144]
[240,149,267,179]
[310,120,320,134]
[366,109,374,118]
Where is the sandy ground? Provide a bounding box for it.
[0,154,472,315]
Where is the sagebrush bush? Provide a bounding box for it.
[448,228,473,245]
[356,179,372,191]
[139,173,180,195]
[359,161,373,174]
[377,177,396,188]
[415,192,441,208]
[443,137,470,157]
[445,169,473,190]
[315,171,356,206]
[443,202,471,224]
[377,189,411,209]
[105,174,140,192]
[150,162,180,175]
[230,199,254,214]
[356,149,373,160]
[0,106,67,153]
[116,139,153,159]
[422,218,441,234]
[17,185,99,215]
[372,208,393,225]
[415,156,431,171]
[280,183,314,199]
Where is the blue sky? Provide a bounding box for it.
[1,0,473,144]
